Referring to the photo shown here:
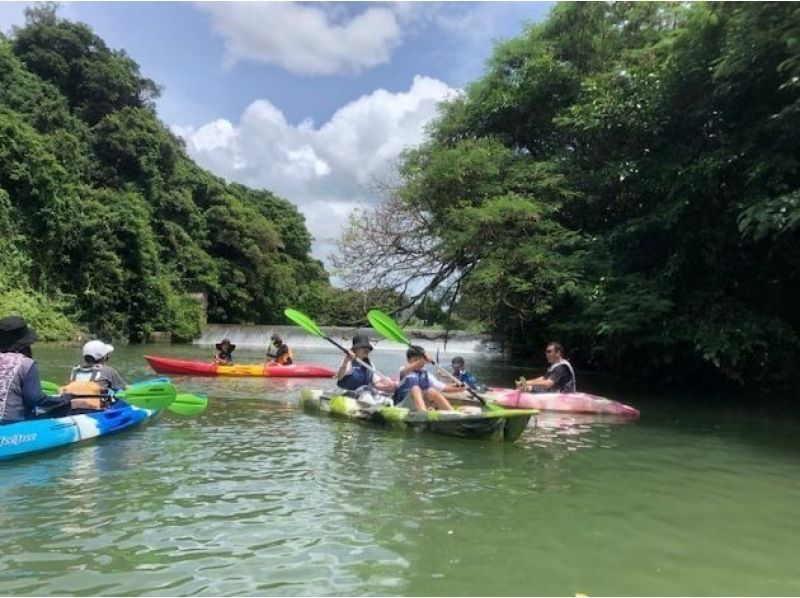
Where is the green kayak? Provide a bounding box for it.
[299,389,537,442]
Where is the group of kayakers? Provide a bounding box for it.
[2,311,577,425]
[0,316,129,425]
[332,334,577,413]
[213,333,293,365]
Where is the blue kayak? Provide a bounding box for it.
[0,401,156,461]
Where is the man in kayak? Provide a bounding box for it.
[450,356,481,391]
[337,334,396,400]
[0,316,71,423]
[267,333,293,365]
[214,339,235,364]
[516,341,577,393]
[394,345,463,411]
[62,340,128,411]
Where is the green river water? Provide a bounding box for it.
[1,344,799,596]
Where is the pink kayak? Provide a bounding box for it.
[488,388,640,418]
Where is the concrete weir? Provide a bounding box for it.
[195,324,504,356]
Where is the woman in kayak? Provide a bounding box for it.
[450,356,481,391]
[516,341,576,393]
[62,340,128,411]
[214,339,235,364]
[336,334,396,396]
[267,333,293,365]
[394,345,462,411]
[0,316,71,424]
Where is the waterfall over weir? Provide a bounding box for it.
[195,324,504,356]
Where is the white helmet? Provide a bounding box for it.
[82,340,114,360]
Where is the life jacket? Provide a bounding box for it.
[275,345,293,365]
[454,370,479,390]
[548,359,577,393]
[61,366,111,410]
[337,360,374,391]
[393,369,431,404]
[0,352,25,422]
[69,365,104,384]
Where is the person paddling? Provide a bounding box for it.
[214,339,235,364]
[0,316,71,423]
[450,356,481,391]
[62,340,128,412]
[393,345,462,412]
[267,333,293,365]
[336,334,396,400]
[516,341,577,393]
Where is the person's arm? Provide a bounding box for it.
[108,368,128,392]
[336,354,354,381]
[22,362,70,412]
[516,375,554,391]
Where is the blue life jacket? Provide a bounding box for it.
[337,361,374,391]
[455,370,479,390]
[393,369,431,404]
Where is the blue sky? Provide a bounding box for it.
[0,1,554,265]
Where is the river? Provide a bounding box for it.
[1,343,799,596]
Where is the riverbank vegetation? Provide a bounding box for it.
[1,4,334,342]
[335,2,800,390]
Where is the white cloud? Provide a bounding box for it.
[175,75,459,266]
[198,1,404,75]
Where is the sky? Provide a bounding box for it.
[0,1,554,267]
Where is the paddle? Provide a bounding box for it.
[42,379,178,411]
[366,309,488,406]
[128,378,208,415]
[284,308,392,382]
[168,393,208,416]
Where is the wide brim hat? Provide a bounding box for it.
[215,340,236,351]
[350,334,373,351]
[0,316,38,352]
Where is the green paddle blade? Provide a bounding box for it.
[167,393,208,416]
[284,308,325,338]
[367,309,411,345]
[41,380,61,394]
[117,381,177,410]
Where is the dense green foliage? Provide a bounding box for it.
[0,5,334,341]
[337,2,800,389]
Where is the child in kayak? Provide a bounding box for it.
[214,339,236,364]
[337,334,396,403]
[394,345,462,411]
[516,341,576,393]
[63,340,128,411]
[450,356,481,391]
[267,333,293,365]
[0,316,71,423]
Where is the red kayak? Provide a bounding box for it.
[144,355,335,378]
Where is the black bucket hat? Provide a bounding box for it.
[0,316,39,352]
[270,333,282,343]
[215,339,236,351]
[451,356,465,368]
[350,334,373,351]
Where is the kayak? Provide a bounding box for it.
[490,389,640,417]
[299,389,537,442]
[145,355,335,378]
[446,387,640,418]
[0,401,155,461]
